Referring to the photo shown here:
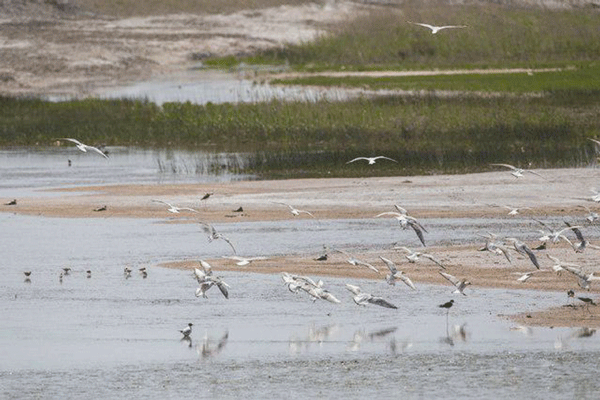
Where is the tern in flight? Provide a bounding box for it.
[56,138,108,158]
[535,219,582,246]
[394,246,445,269]
[562,265,600,290]
[478,233,512,264]
[222,256,268,266]
[345,284,398,309]
[505,238,541,269]
[438,271,471,296]
[376,211,427,246]
[546,254,581,275]
[579,205,599,223]
[273,202,315,218]
[346,156,398,165]
[408,21,467,34]
[379,256,416,290]
[198,222,237,255]
[194,260,230,299]
[335,249,380,274]
[152,200,199,214]
[513,269,549,283]
[489,163,545,179]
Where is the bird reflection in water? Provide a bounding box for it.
[347,327,397,352]
[555,327,596,350]
[288,324,339,354]
[197,331,229,359]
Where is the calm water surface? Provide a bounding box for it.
[1,149,599,399]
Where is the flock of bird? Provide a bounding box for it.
[16,124,600,344]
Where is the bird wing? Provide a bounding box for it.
[564,222,585,243]
[85,145,109,158]
[521,244,541,269]
[406,216,428,233]
[219,234,237,255]
[199,259,213,274]
[198,222,217,237]
[346,157,367,164]
[422,253,445,269]
[368,296,398,309]
[320,291,341,304]
[179,207,199,213]
[298,209,315,218]
[215,280,230,299]
[379,256,398,274]
[439,271,461,287]
[410,22,435,30]
[439,25,467,30]
[399,273,417,290]
[57,138,83,146]
[375,211,403,218]
[152,199,171,207]
[375,156,398,163]
[355,259,379,273]
[345,283,362,295]
[409,222,426,246]
[394,205,408,215]
[525,169,545,179]
[490,163,517,171]
[563,265,586,280]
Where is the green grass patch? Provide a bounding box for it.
[271,63,600,94]
[1,92,599,178]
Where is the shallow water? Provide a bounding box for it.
[2,149,600,399]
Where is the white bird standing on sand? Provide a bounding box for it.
[408,21,467,34]
[335,249,380,274]
[379,256,416,290]
[198,222,237,255]
[180,323,193,338]
[505,238,541,269]
[394,246,445,269]
[222,256,268,266]
[438,271,471,296]
[345,284,398,309]
[152,199,199,214]
[273,202,315,218]
[489,163,545,179]
[346,156,398,165]
[56,138,108,158]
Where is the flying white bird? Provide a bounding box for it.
[579,205,599,223]
[513,269,549,283]
[562,265,600,290]
[56,138,109,158]
[505,238,541,269]
[394,246,445,269]
[438,271,471,296]
[546,254,581,275]
[193,259,230,299]
[535,219,582,245]
[408,21,467,34]
[478,233,512,263]
[273,202,315,218]
[345,284,398,309]
[198,222,236,255]
[376,211,427,246]
[222,256,268,266]
[335,249,380,273]
[379,256,416,290]
[489,163,545,179]
[152,200,199,214]
[346,156,398,165]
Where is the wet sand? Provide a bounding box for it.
[5,167,599,327]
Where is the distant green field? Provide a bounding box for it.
[271,63,600,93]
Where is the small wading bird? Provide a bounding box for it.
[273,202,315,218]
[345,284,398,309]
[438,271,471,296]
[489,163,545,179]
[408,21,467,34]
[346,156,398,165]
[56,138,108,158]
[379,256,416,290]
[198,222,236,255]
[180,323,193,339]
[152,200,199,214]
[395,246,445,269]
[4,199,16,206]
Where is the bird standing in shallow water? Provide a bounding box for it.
[180,323,193,338]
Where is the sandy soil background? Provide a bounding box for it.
[4,168,600,327]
